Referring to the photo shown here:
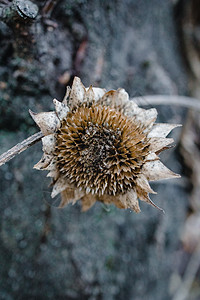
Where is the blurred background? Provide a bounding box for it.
[0,0,200,299]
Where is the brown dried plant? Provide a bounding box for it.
[29,77,180,212]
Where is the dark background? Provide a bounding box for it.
[0,1,200,299]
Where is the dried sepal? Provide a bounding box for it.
[68,76,86,108]
[126,190,141,213]
[29,110,60,135]
[142,160,180,181]
[148,123,182,138]
[47,169,59,180]
[85,85,95,105]
[88,86,106,101]
[136,174,157,195]
[60,188,85,208]
[42,134,56,154]
[98,89,129,111]
[51,176,71,198]
[34,154,52,170]
[53,98,69,121]
[148,137,174,153]
[81,194,96,212]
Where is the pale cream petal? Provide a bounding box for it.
[59,188,85,208]
[51,176,71,198]
[135,184,164,212]
[68,76,86,107]
[29,110,60,135]
[53,98,69,121]
[42,134,56,154]
[62,86,71,105]
[85,85,95,105]
[47,169,59,180]
[89,87,106,101]
[135,108,158,125]
[124,101,143,117]
[117,88,129,102]
[145,153,159,161]
[142,160,180,181]
[148,137,174,153]
[81,194,96,211]
[143,108,158,120]
[44,158,57,171]
[136,173,157,194]
[98,90,122,109]
[126,190,141,213]
[148,123,182,138]
[100,88,129,109]
[34,154,52,170]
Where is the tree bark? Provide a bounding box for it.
[0,1,191,299]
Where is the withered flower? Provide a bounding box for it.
[30,77,180,212]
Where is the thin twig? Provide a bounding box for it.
[0,131,43,167]
[0,95,200,167]
[132,95,200,111]
[172,241,200,300]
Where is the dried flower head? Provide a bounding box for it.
[30,77,180,212]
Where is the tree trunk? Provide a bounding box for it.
[0,1,191,299]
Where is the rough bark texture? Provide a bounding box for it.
[0,1,192,299]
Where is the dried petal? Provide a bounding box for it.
[148,137,174,153]
[126,190,141,213]
[51,176,71,198]
[142,160,180,181]
[60,188,85,208]
[135,108,158,129]
[85,85,95,105]
[29,110,60,135]
[136,174,157,194]
[53,98,69,121]
[42,134,56,154]
[88,87,106,101]
[68,76,86,108]
[47,169,59,179]
[99,89,129,111]
[34,154,52,170]
[81,194,96,211]
[148,123,181,138]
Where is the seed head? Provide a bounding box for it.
[30,77,180,212]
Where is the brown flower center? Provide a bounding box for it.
[79,122,121,172]
[55,104,150,196]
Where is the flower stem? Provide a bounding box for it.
[133,95,200,111]
[0,131,44,167]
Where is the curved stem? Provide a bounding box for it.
[0,131,43,167]
[132,95,200,111]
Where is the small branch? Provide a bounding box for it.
[132,95,200,111]
[0,131,43,167]
[172,241,200,300]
